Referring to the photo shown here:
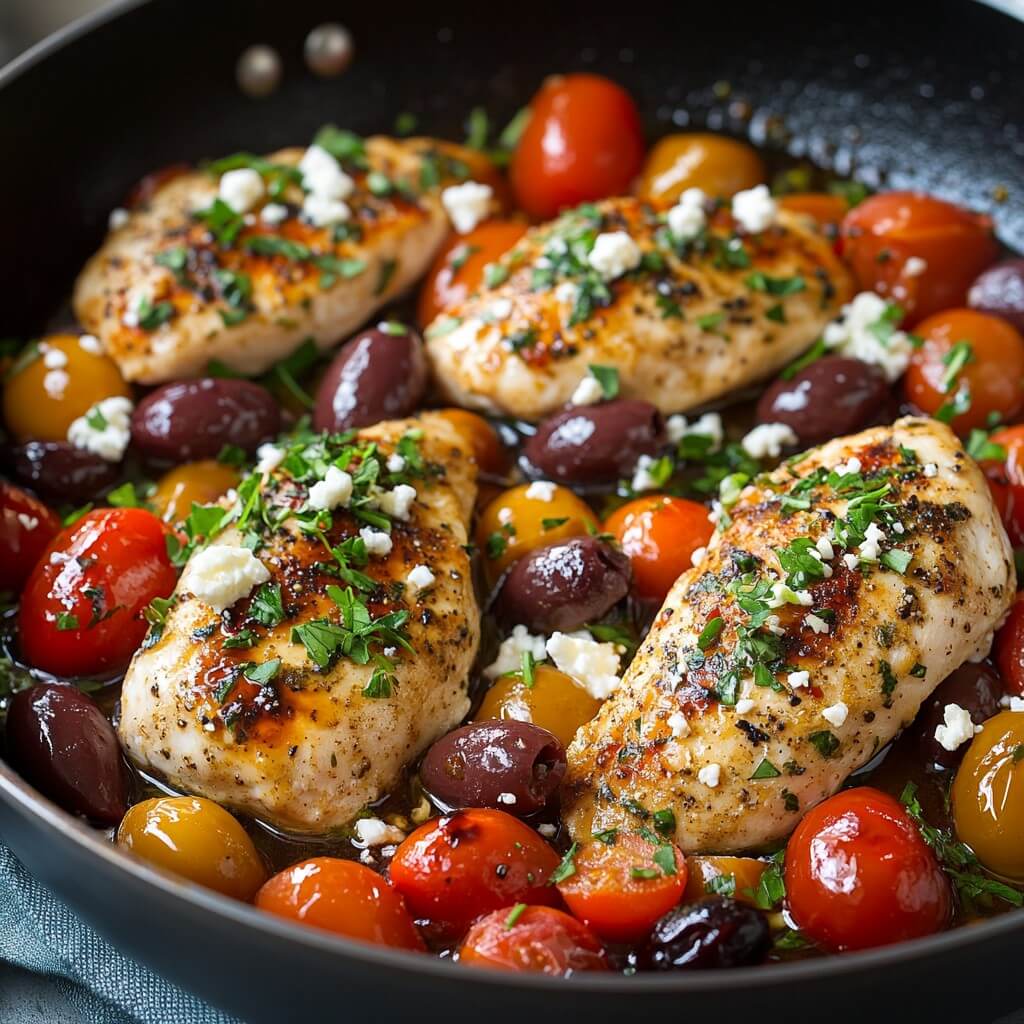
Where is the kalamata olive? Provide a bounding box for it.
[5,683,127,825]
[11,441,119,501]
[131,378,280,462]
[914,661,1003,772]
[523,400,666,486]
[968,258,1024,332]
[756,356,890,446]
[494,536,631,633]
[650,896,771,970]
[313,325,427,433]
[419,721,566,816]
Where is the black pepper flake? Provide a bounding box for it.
[736,720,770,744]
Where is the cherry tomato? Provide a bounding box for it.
[257,857,424,950]
[683,855,768,907]
[637,133,765,203]
[980,425,1024,546]
[778,192,848,231]
[459,905,607,975]
[389,808,561,937]
[903,308,1024,435]
[784,787,951,952]
[556,832,687,943]
[417,219,527,328]
[510,73,645,220]
[18,507,177,677]
[603,495,712,603]
[0,482,60,593]
[994,592,1024,697]
[840,192,999,325]
[435,408,508,477]
[150,460,240,524]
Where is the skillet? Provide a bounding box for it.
[1,0,1024,1020]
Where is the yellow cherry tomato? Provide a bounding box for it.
[475,665,602,747]
[636,133,766,203]
[117,796,267,901]
[435,408,509,476]
[3,333,130,443]
[683,855,768,906]
[150,460,240,523]
[952,712,1024,882]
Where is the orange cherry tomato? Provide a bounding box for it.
[778,192,848,231]
[784,787,951,952]
[683,855,768,906]
[417,219,527,327]
[556,832,687,943]
[510,73,645,220]
[903,308,1024,435]
[459,905,607,975]
[435,408,509,476]
[17,507,177,677]
[150,460,240,524]
[840,192,999,325]
[389,808,561,938]
[0,482,60,593]
[980,425,1024,546]
[637,133,765,203]
[994,592,1024,697]
[604,495,712,603]
[257,857,424,950]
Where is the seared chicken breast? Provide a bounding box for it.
[425,198,854,421]
[563,417,1014,853]
[118,412,478,832]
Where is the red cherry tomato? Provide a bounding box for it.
[994,593,1024,697]
[980,424,1024,546]
[840,192,999,326]
[556,832,687,943]
[603,495,713,603]
[256,857,424,950]
[18,507,177,678]
[389,808,561,938]
[510,73,645,220]
[784,787,951,952]
[0,482,60,593]
[459,905,607,975]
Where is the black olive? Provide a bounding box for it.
[650,897,771,970]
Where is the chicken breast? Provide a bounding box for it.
[425,198,854,421]
[563,417,1014,853]
[118,412,478,832]
[73,136,465,383]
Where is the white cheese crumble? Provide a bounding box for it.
[489,298,513,322]
[768,581,813,608]
[377,483,417,521]
[496,792,517,806]
[666,187,708,241]
[842,552,860,571]
[78,334,104,355]
[307,466,354,511]
[407,564,436,592]
[441,181,493,233]
[386,453,406,474]
[764,614,785,637]
[537,823,558,838]
[108,207,129,231]
[359,527,393,557]
[668,711,690,738]
[857,521,886,562]
[731,184,778,233]
[631,454,662,493]
[735,698,755,714]
[301,193,350,227]
[934,703,980,752]
[554,281,579,307]
[218,167,264,214]
[570,375,606,406]
[697,763,722,788]
[923,463,939,478]
[545,630,622,700]
[741,422,798,459]
[255,443,285,475]
[787,670,811,690]
[354,818,405,847]
[184,545,271,613]
[1007,696,1024,713]
[526,480,557,502]
[690,545,707,568]
[822,701,849,728]
[66,396,133,462]
[834,456,862,476]
[815,535,835,561]
[822,291,914,382]
[485,625,547,678]
[666,411,725,451]
[804,613,831,635]
[299,144,355,201]
[903,256,928,277]
[587,231,643,281]
[260,202,289,226]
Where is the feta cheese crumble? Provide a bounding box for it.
[857,521,886,562]
[255,443,285,475]
[66,396,133,462]
[697,763,722,788]
[787,670,811,690]
[545,630,622,700]
[485,625,547,678]
[407,564,436,592]
[587,231,643,281]
[308,466,354,511]
[386,453,406,474]
[923,463,939,478]
[741,422,798,459]
[301,193,350,227]
[184,545,271,613]
[804,613,831,635]
[822,701,849,728]
[354,818,405,847]
[526,481,557,502]
[934,703,980,752]
[441,181,493,233]
[768,581,813,608]
[822,291,914,382]
[260,202,289,226]
[359,527,393,557]
[570,374,606,406]
[731,184,778,233]
[668,711,690,738]
[377,483,417,521]
[631,454,662,492]
[218,167,265,214]
[489,298,513,322]
[735,698,755,714]
[842,553,860,571]
[299,144,355,201]
[666,187,708,241]
[690,546,707,568]
[666,411,724,451]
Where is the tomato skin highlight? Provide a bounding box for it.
[459,905,607,975]
[388,808,561,938]
[784,787,951,953]
[994,592,1024,697]
[0,482,60,593]
[17,507,177,677]
[510,73,645,220]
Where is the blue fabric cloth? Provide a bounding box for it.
[0,843,239,1024]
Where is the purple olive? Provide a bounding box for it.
[524,400,666,486]
[651,897,771,970]
[494,536,631,633]
[11,442,119,502]
[757,355,890,446]
[313,325,427,433]
[5,683,128,825]
[419,721,566,816]
[968,259,1024,332]
[131,378,280,462]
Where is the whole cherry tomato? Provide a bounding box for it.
[18,507,177,677]
[510,73,645,220]
[980,425,1024,546]
[435,408,509,477]
[257,857,424,950]
[994,592,1024,697]
[0,482,60,593]
[389,808,561,937]
[840,192,999,325]
[778,193,849,232]
[637,133,765,203]
[459,905,607,975]
[784,787,951,952]
[556,832,687,943]
[903,308,1024,435]
[604,495,712,603]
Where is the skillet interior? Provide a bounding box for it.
[1,0,1024,1020]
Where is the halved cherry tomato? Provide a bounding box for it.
[604,495,712,603]
[510,73,645,220]
[18,507,177,677]
[840,192,999,325]
[637,133,765,203]
[0,482,60,593]
[903,308,1024,435]
[994,592,1024,697]
[980,425,1024,546]
[459,905,607,975]
[257,857,424,950]
[417,219,527,328]
[435,408,509,477]
[556,832,687,943]
[778,192,848,231]
[784,787,951,952]
[389,808,561,937]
